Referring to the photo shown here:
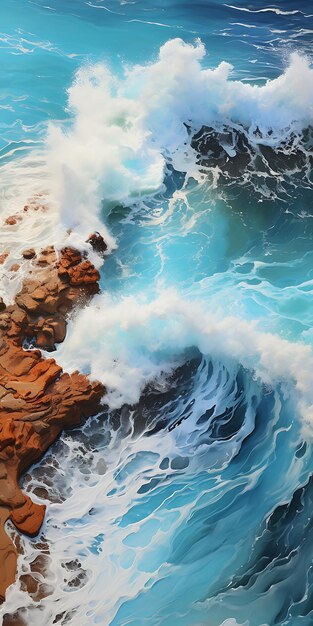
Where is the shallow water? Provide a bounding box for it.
[1,1,313,625]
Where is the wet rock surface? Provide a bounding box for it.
[0,243,105,602]
[191,124,313,181]
[87,232,108,257]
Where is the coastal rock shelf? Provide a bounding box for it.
[0,243,105,602]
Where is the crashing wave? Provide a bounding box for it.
[42,39,313,234]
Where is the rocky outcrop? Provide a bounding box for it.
[191,125,311,180]
[0,242,105,602]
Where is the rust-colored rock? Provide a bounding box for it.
[0,244,105,602]
[0,252,9,265]
[5,215,22,226]
[22,248,36,260]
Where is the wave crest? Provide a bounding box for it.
[46,39,313,234]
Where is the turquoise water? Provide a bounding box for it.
[1,1,313,625]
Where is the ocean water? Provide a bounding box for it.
[1,1,313,625]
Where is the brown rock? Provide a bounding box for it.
[10,264,20,272]
[47,316,66,344]
[0,243,105,602]
[22,248,36,260]
[0,252,9,265]
[87,232,107,256]
[5,215,23,226]
[5,216,17,226]
[31,287,46,301]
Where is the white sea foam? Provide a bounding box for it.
[45,39,313,237]
[225,4,304,17]
[55,290,313,434]
[2,40,313,421]
[1,346,302,626]
[1,349,296,626]
[1,39,313,249]
[1,36,313,626]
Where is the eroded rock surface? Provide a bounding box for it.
[0,243,105,602]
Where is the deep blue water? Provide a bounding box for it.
[1,1,313,625]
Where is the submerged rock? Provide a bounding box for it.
[0,243,105,602]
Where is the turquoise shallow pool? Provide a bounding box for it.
[1,1,313,625]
